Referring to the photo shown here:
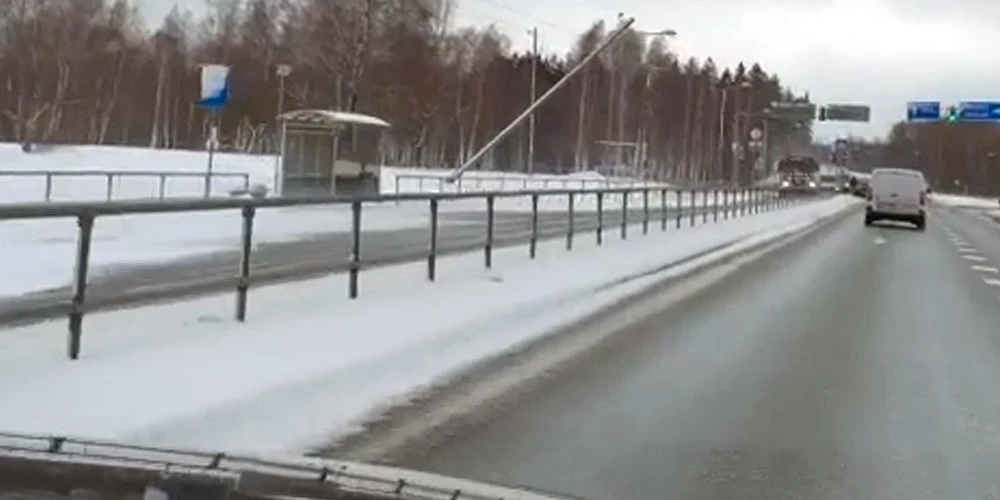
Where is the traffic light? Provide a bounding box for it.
[947,106,958,123]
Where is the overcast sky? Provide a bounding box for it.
[137,0,1000,142]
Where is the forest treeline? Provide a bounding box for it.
[0,0,813,182]
[883,121,1000,194]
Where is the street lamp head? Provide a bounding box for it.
[638,29,677,37]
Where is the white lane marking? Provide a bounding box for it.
[972,265,1000,273]
[873,236,886,245]
[957,246,980,253]
[962,254,988,262]
[983,278,1000,287]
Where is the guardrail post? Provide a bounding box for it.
[702,189,708,224]
[689,190,696,227]
[620,191,628,240]
[529,193,539,258]
[723,189,729,219]
[348,201,362,299]
[742,188,748,216]
[675,189,682,229]
[713,189,719,222]
[235,205,256,322]
[67,214,95,360]
[158,174,167,200]
[484,195,495,268]
[105,174,114,201]
[427,198,438,281]
[660,188,667,231]
[566,192,575,250]
[596,192,604,245]
[44,174,53,202]
[642,189,649,234]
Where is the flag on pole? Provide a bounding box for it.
[197,64,229,109]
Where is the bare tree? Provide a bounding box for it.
[0,0,807,179]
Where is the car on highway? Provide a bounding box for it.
[847,175,871,198]
[864,167,928,230]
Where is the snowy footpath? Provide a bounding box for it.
[0,196,859,455]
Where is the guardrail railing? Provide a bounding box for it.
[0,185,802,360]
[392,172,656,195]
[0,431,573,500]
[1,169,251,202]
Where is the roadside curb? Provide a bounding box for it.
[317,201,859,464]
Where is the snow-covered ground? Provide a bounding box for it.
[0,189,753,299]
[932,193,999,209]
[0,196,858,455]
[0,143,651,203]
[1,143,752,298]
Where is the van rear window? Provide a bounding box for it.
[874,172,923,189]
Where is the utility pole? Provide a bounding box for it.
[716,87,727,181]
[527,27,538,174]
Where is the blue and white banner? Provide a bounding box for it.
[197,64,229,109]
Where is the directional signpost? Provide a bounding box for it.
[197,64,230,198]
[906,101,940,122]
[768,101,816,122]
[821,104,870,122]
[955,101,1000,122]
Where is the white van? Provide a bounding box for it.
[864,168,928,230]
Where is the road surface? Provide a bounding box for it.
[0,199,765,326]
[406,206,1000,500]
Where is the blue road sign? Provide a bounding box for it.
[906,101,940,121]
[956,101,1000,122]
[197,64,230,110]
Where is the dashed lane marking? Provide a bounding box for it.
[962,254,988,262]
[983,278,1000,287]
[971,265,999,273]
[958,246,980,253]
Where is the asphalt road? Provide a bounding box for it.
[407,207,1000,500]
[0,199,764,326]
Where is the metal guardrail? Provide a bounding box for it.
[0,169,251,202]
[392,172,657,195]
[0,432,575,500]
[0,186,796,360]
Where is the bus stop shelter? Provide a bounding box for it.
[276,109,390,197]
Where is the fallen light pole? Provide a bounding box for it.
[448,16,638,182]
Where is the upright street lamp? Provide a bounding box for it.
[635,28,677,179]
[722,80,752,184]
[274,64,292,194]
